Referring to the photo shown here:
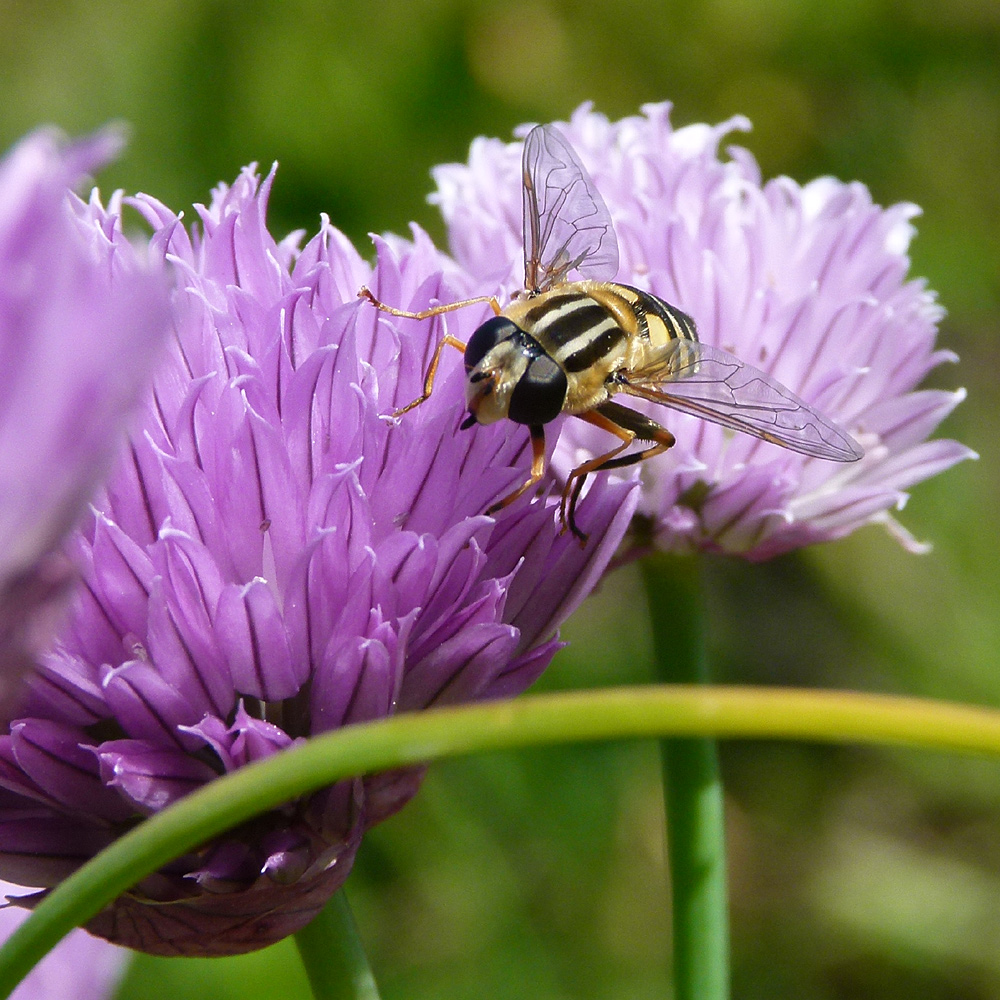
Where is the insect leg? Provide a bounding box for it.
[563,401,676,541]
[358,286,501,320]
[359,287,503,416]
[394,335,467,417]
[486,425,547,515]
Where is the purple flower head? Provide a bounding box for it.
[0,129,169,705]
[0,164,635,955]
[433,104,974,560]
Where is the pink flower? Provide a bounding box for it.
[0,128,169,703]
[432,103,974,560]
[0,126,167,1000]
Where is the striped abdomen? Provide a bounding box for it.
[501,281,698,415]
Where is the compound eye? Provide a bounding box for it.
[507,353,568,425]
[464,316,519,371]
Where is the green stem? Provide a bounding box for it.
[295,892,381,1000]
[642,555,729,1000]
[4,685,1000,998]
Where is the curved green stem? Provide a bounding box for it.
[642,555,728,1000]
[295,892,381,1000]
[3,685,1000,998]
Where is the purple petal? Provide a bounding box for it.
[215,579,300,701]
[8,720,131,821]
[94,739,218,813]
[312,635,395,734]
[100,659,206,752]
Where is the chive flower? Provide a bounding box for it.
[432,104,974,559]
[0,162,634,955]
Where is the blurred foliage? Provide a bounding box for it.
[3,0,999,997]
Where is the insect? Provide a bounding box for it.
[360,124,863,541]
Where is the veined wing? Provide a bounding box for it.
[617,339,864,462]
[521,124,619,293]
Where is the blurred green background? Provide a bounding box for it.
[4,0,998,996]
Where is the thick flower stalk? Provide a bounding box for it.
[0,164,636,956]
[433,103,974,560]
[0,129,169,702]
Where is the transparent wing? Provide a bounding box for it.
[618,339,864,462]
[522,124,619,293]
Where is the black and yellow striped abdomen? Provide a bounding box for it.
[501,281,698,416]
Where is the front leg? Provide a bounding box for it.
[359,287,502,416]
[394,334,467,417]
[358,286,501,321]
[486,425,547,514]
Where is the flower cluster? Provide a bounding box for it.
[0,162,635,956]
[432,103,974,560]
[0,101,973,970]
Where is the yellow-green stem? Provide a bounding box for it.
[3,685,1000,998]
[294,892,381,1000]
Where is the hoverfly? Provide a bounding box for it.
[360,124,863,541]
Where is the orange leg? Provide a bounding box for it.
[486,425,547,514]
[394,334,467,417]
[563,401,676,542]
[358,286,501,321]
[359,287,502,416]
